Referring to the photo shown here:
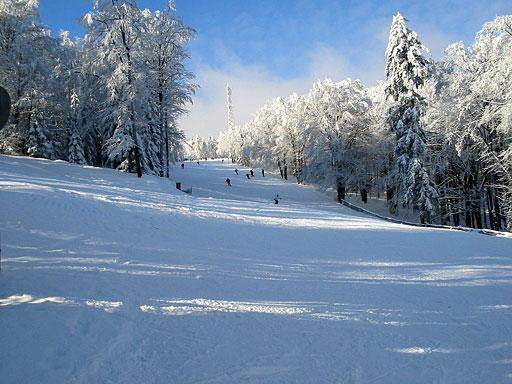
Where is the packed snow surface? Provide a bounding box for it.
[1,155,512,383]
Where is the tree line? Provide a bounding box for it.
[185,135,218,160]
[218,13,512,231]
[0,0,195,178]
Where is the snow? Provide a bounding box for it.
[1,155,512,383]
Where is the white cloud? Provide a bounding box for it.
[178,45,382,139]
[415,25,457,59]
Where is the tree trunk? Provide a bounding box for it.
[360,188,368,204]
[129,101,142,178]
[487,186,495,230]
[119,22,142,178]
[158,90,165,177]
[463,175,473,227]
[482,191,489,229]
[472,198,483,229]
[449,182,461,227]
[465,196,472,227]
[438,176,447,225]
[337,180,345,204]
[165,115,170,178]
[494,188,502,231]
[95,131,103,167]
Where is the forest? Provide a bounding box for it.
[0,0,195,178]
[1,2,511,232]
[217,14,512,231]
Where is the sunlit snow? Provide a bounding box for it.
[1,155,511,383]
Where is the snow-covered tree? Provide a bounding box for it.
[385,13,438,223]
[79,0,195,177]
[0,0,60,157]
[26,91,54,159]
[83,0,145,176]
[67,90,86,164]
[141,4,196,176]
[430,16,512,230]
[305,78,372,193]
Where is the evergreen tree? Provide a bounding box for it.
[385,13,438,223]
[67,91,86,165]
[27,109,54,159]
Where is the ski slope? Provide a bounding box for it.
[1,155,512,383]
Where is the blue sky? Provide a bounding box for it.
[39,0,512,136]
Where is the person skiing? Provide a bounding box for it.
[246,173,251,180]
[181,163,184,169]
[273,193,280,204]
[196,161,200,165]
[250,169,254,177]
[235,168,238,175]
[261,169,265,177]
[226,178,231,186]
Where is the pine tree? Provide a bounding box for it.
[385,13,438,223]
[0,0,61,157]
[27,112,54,159]
[67,91,86,165]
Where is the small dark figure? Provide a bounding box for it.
[226,178,231,186]
[235,168,238,175]
[181,163,184,169]
[261,169,265,177]
[361,188,368,204]
[274,194,280,204]
[250,169,254,177]
[197,161,200,165]
[246,173,251,180]
[222,159,224,163]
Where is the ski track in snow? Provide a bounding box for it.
[1,155,512,383]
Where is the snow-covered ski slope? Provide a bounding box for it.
[1,155,512,384]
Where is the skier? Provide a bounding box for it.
[250,169,254,177]
[226,178,231,186]
[196,161,200,165]
[273,194,279,204]
[181,163,184,169]
[261,169,265,177]
[235,168,238,175]
[246,173,251,180]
